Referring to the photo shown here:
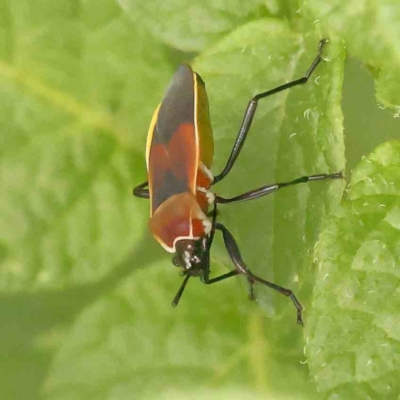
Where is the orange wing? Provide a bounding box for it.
[147,65,199,215]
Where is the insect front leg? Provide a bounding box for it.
[201,202,241,285]
[215,222,304,325]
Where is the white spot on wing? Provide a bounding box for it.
[197,186,215,204]
[200,162,214,182]
[202,219,212,235]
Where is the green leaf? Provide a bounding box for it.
[0,1,348,398]
[2,0,400,398]
[306,141,400,398]
[118,0,267,52]
[304,0,400,110]
[43,261,318,400]
[0,1,174,292]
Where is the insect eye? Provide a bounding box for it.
[172,254,181,267]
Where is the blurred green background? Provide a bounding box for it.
[1,1,399,399]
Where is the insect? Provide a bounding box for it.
[134,39,342,324]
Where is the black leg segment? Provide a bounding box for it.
[171,274,191,307]
[215,171,343,204]
[203,269,240,285]
[133,181,150,199]
[200,202,242,285]
[215,222,304,325]
[213,39,327,185]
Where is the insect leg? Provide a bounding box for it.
[216,171,343,204]
[203,269,241,284]
[171,274,191,307]
[133,181,149,199]
[213,39,327,185]
[201,202,221,282]
[200,202,242,286]
[215,222,304,325]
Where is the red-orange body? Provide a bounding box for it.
[145,65,215,252]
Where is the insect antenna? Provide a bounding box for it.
[171,274,191,307]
